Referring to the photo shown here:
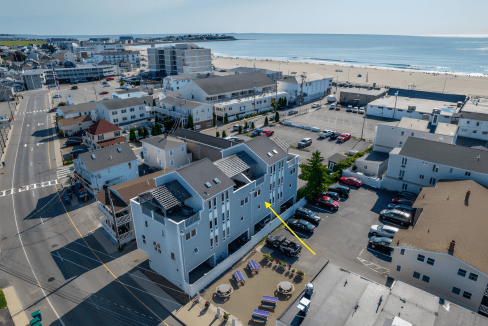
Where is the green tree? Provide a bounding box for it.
[236,114,240,120]
[187,114,194,129]
[264,117,269,126]
[238,125,242,134]
[120,81,125,86]
[216,131,220,137]
[129,129,136,142]
[283,97,287,107]
[299,150,329,200]
[152,99,156,106]
[143,127,149,137]
[138,127,143,137]
[155,116,159,123]
[224,113,228,124]
[278,98,283,108]
[151,125,156,135]
[244,121,248,129]
[275,111,280,122]
[157,123,163,134]
[213,115,216,127]
[222,130,227,137]
[251,121,255,129]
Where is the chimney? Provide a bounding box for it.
[478,155,481,161]
[110,155,112,159]
[448,240,456,255]
[466,191,470,200]
[147,180,150,186]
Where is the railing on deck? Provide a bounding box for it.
[116,214,131,225]
[141,205,153,217]
[255,175,266,186]
[119,230,134,241]
[185,213,201,228]
[153,211,165,225]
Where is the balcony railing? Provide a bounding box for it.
[153,211,165,225]
[116,214,131,225]
[119,230,134,241]
[141,205,153,217]
[255,175,266,186]
[185,212,201,228]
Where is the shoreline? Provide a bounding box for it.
[129,39,240,46]
[212,56,488,97]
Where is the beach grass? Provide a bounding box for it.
[0,41,46,46]
[0,289,7,310]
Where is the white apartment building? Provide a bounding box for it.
[73,143,138,195]
[390,180,488,316]
[52,50,76,63]
[82,119,126,150]
[382,137,488,193]
[45,63,116,84]
[112,88,143,99]
[22,69,45,90]
[157,95,213,130]
[147,43,212,77]
[130,136,300,295]
[142,136,192,170]
[95,96,154,128]
[373,117,458,153]
[453,111,488,142]
[162,72,214,91]
[93,50,140,68]
[75,42,125,56]
[278,73,333,102]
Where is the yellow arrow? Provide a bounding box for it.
[265,202,316,255]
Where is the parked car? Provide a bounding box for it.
[297,138,312,149]
[315,195,340,211]
[224,137,244,143]
[252,128,264,136]
[288,110,298,116]
[103,84,110,87]
[49,108,57,113]
[294,207,321,225]
[340,177,362,187]
[319,191,340,201]
[71,85,78,90]
[387,204,415,213]
[260,129,274,137]
[102,81,108,85]
[369,236,393,250]
[352,107,358,113]
[65,139,82,146]
[337,133,351,142]
[265,235,302,256]
[347,105,353,112]
[395,191,418,201]
[370,225,399,238]
[391,197,415,206]
[328,185,350,198]
[53,94,62,98]
[330,104,336,110]
[140,150,144,159]
[67,137,82,142]
[99,91,109,95]
[107,77,114,81]
[70,148,85,158]
[233,124,244,131]
[329,132,341,140]
[358,107,365,114]
[319,130,333,138]
[311,103,320,108]
[335,104,341,110]
[380,209,412,226]
[288,219,316,233]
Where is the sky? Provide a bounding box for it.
[1,0,488,37]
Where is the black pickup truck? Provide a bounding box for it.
[265,235,302,256]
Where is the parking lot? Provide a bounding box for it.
[261,186,396,285]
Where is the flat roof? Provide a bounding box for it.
[369,96,460,116]
[394,180,488,276]
[459,98,488,114]
[434,122,458,137]
[172,129,234,150]
[338,86,387,96]
[277,262,487,326]
[378,117,458,136]
[356,150,389,163]
[395,117,430,132]
[192,72,274,96]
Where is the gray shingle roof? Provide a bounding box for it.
[142,136,184,150]
[99,96,152,111]
[244,136,288,165]
[192,72,274,96]
[78,142,137,173]
[214,151,257,178]
[114,88,141,95]
[59,100,103,115]
[159,96,206,110]
[176,158,234,199]
[328,153,347,163]
[399,138,488,175]
[172,129,234,149]
[150,180,192,210]
[457,112,488,122]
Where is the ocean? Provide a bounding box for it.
[129,33,488,76]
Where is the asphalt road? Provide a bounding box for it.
[0,89,183,325]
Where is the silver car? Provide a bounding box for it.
[352,107,358,113]
[370,225,399,238]
[387,204,415,213]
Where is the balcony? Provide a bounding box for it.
[140,200,199,225]
[116,213,131,225]
[119,230,134,241]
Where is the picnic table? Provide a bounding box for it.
[252,309,270,323]
[232,270,246,285]
[216,284,233,297]
[261,295,278,309]
[247,260,260,274]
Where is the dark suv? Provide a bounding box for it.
[380,209,412,226]
[327,185,350,198]
[294,207,321,225]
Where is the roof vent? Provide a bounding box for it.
[272,149,278,154]
[478,155,481,161]
[205,182,212,188]
[267,152,273,157]
[117,147,122,152]
[110,155,112,160]
[91,154,96,159]
[448,240,455,255]
[213,178,220,184]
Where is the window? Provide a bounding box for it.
[112,111,118,115]
[121,109,127,113]
[122,117,127,121]
[241,216,244,221]
[413,271,421,279]
[181,146,184,152]
[223,229,225,238]
[452,287,461,295]
[466,120,470,124]
[194,248,199,254]
[130,108,135,112]
[419,175,424,179]
[171,252,175,260]
[245,197,249,204]
[227,226,230,235]
[457,269,467,277]
[114,131,120,137]
[98,134,104,140]
[140,114,144,117]
[401,131,404,136]
[226,191,229,201]
[422,275,430,283]
[161,230,164,237]
[169,149,173,156]
[170,160,174,166]
[463,291,472,300]
[131,115,135,119]
[142,234,146,244]
[396,265,401,272]
[258,205,261,209]
[215,235,218,245]
[400,248,405,256]
[210,238,213,247]
[213,198,217,207]
[222,212,225,222]
[97,172,101,179]
[210,220,212,229]
[417,254,425,262]
[402,183,408,190]
[145,221,148,227]
[469,273,478,281]
[128,162,131,169]
[114,119,119,123]
[450,168,453,173]
[465,171,471,176]
[427,258,435,266]
[429,177,436,185]
[241,200,244,206]
[433,165,439,172]
[399,141,403,147]
[401,158,407,166]
[208,201,211,210]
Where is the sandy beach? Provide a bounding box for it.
[212,57,488,98]
[128,46,488,97]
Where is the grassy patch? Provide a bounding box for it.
[290,146,309,152]
[0,40,46,46]
[0,289,7,310]
[259,223,283,245]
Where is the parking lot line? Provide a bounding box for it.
[357,257,389,276]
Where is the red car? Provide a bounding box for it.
[315,195,340,211]
[260,129,275,137]
[106,78,114,81]
[340,177,362,187]
[337,133,351,142]
[99,91,109,95]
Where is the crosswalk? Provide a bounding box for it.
[57,168,72,179]
[17,109,49,115]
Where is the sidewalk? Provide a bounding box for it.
[51,115,64,168]
[2,287,29,326]
[175,297,242,326]
[0,101,20,166]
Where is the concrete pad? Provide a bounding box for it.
[89,224,119,254]
[3,286,30,326]
[129,270,182,314]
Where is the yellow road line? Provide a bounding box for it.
[47,114,51,170]
[265,202,316,255]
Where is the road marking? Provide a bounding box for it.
[88,297,99,310]
[24,144,27,147]
[357,257,389,275]
[57,252,63,262]
[0,180,59,198]
[36,142,43,146]
[38,123,44,126]
[56,168,71,179]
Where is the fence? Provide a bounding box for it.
[185,197,306,297]
[342,167,382,188]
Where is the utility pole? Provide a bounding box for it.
[7,98,14,121]
[360,116,366,141]
[275,80,278,112]
[442,74,448,93]
[393,91,398,119]
[93,85,98,101]
[107,189,121,249]
[253,87,256,115]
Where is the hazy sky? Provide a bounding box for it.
[1,0,488,36]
